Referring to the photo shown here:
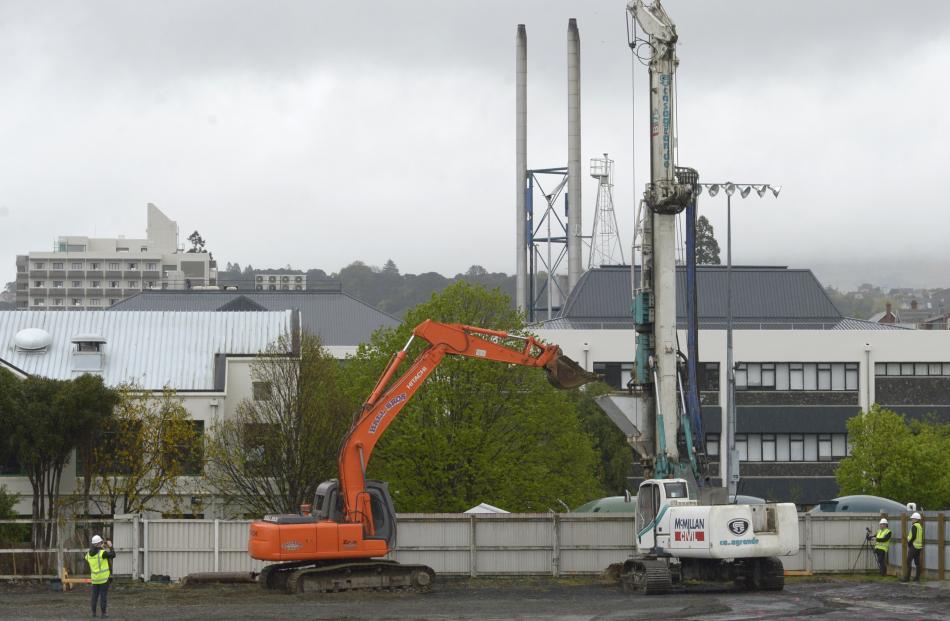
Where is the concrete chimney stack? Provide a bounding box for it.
[567,18,583,293]
[516,24,528,312]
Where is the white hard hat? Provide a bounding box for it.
[879,518,888,525]
[91,534,103,545]
[911,512,921,520]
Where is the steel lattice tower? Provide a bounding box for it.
[588,154,625,268]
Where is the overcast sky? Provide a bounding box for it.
[2,0,949,289]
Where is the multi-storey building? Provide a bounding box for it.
[534,265,950,506]
[14,204,216,310]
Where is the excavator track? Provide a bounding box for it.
[735,556,785,592]
[261,560,435,594]
[620,559,672,595]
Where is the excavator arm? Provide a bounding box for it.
[338,319,596,532]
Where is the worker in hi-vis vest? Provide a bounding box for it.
[872,518,891,576]
[902,512,923,582]
[85,534,116,617]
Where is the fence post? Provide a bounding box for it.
[900,513,908,579]
[214,519,220,573]
[469,514,477,578]
[55,520,64,581]
[143,520,149,582]
[804,513,813,573]
[938,513,945,581]
[551,513,560,578]
[132,515,140,581]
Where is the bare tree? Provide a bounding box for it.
[204,333,354,517]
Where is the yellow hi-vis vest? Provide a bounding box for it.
[908,522,924,550]
[85,549,111,585]
[874,528,891,552]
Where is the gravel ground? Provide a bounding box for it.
[0,576,947,621]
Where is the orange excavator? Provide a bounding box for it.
[248,319,596,593]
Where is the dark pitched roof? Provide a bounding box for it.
[217,295,267,312]
[109,290,398,346]
[539,266,900,330]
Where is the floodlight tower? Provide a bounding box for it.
[588,154,625,268]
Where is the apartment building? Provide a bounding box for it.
[14,204,216,310]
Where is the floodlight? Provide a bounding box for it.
[770,185,782,198]
[755,185,768,197]
[694,185,704,197]
[740,185,752,198]
[707,184,720,197]
[724,183,736,196]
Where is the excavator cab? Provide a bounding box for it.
[313,479,397,548]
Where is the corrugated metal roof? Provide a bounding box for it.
[0,310,292,390]
[109,291,398,346]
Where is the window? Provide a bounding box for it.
[146,281,156,289]
[109,281,119,288]
[52,262,64,269]
[53,281,63,288]
[705,434,719,457]
[91,262,100,270]
[252,381,273,401]
[832,434,848,457]
[817,364,831,390]
[71,262,82,269]
[91,281,100,288]
[127,281,138,288]
[146,262,157,270]
[776,434,790,461]
[762,434,776,461]
[790,434,804,461]
[876,362,950,377]
[818,434,832,461]
[164,420,204,475]
[735,434,748,461]
[53,298,64,306]
[664,482,688,499]
[789,363,804,390]
[128,262,138,270]
[747,434,762,462]
[804,434,818,461]
[34,298,45,306]
[71,298,82,306]
[140,247,148,252]
[117,247,129,253]
[845,364,859,390]
[108,299,118,306]
[803,364,817,390]
[88,298,101,307]
[34,280,44,287]
[108,262,120,270]
[33,261,45,269]
[592,362,634,391]
[71,280,82,287]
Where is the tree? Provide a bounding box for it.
[570,382,635,495]
[836,406,950,509]
[343,281,605,512]
[0,372,117,548]
[187,230,206,253]
[205,333,354,517]
[87,386,203,516]
[225,262,241,273]
[242,264,255,275]
[695,215,721,265]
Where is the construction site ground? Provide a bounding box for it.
[0,575,947,621]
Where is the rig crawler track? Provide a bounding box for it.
[259,560,435,594]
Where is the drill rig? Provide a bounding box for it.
[248,320,596,593]
[595,1,799,594]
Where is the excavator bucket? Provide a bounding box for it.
[544,351,600,389]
